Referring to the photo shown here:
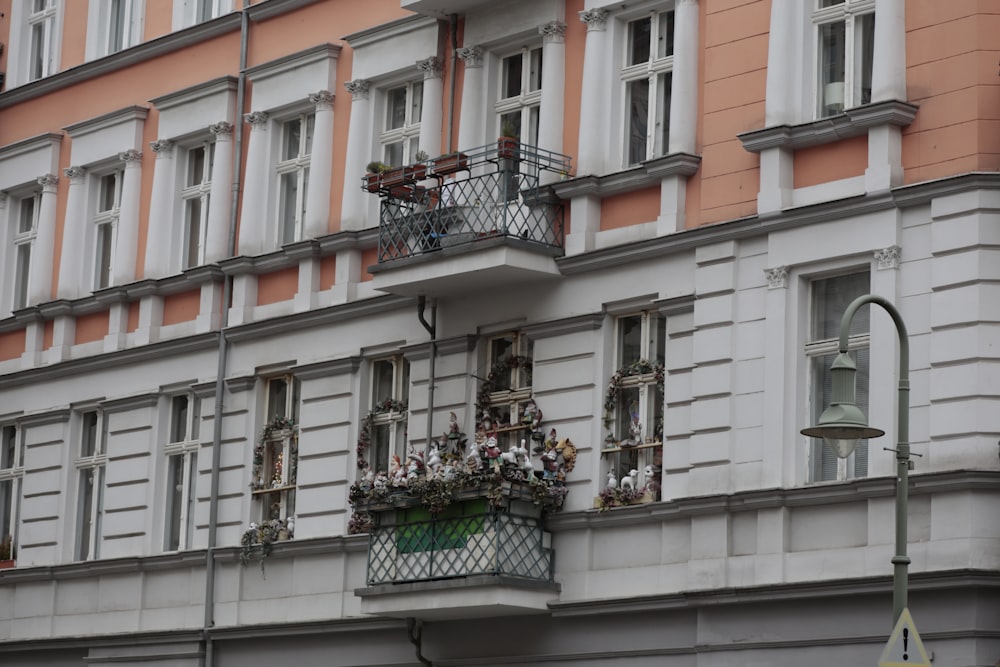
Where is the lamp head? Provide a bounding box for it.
[800,351,885,458]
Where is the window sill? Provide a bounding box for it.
[251,484,296,495]
[552,152,701,201]
[601,440,662,455]
[738,99,918,154]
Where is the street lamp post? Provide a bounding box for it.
[801,294,910,625]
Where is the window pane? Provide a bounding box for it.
[400,361,410,403]
[616,386,641,442]
[618,315,643,366]
[283,119,301,161]
[19,197,36,234]
[502,53,523,99]
[29,22,46,80]
[657,72,672,156]
[411,82,423,124]
[812,272,870,340]
[99,174,118,212]
[95,223,113,289]
[499,111,521,140]
[267,379,288,420]
[165,454,184,550]
[856,13,875,105]
[627,79,650,164]
[812,348,869,480]
[372,360,395,403]
[14,245,31,310]
[77,469,94,559]
[627,17,651,66]
[184,199,202,268]
[820,0,845,6]
[108,0,126,53]
[657,11,675,59]
[1,426,16,469]
[304,114,315,154]
[186,453,198,547]
[32,0,49,12]
[386,87,407,130]
[528,48,543,91]
[187,148,205,187]
[279,172,298,244]
[373,422,390,474]
[818,21,846,116]
[384,141,404,167]
[0,479,12,546]
[171,395,189,442]
[81,411,98,457]
[654,314,666,366]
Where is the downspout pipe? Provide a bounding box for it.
[203,4,250,666]
[417,297,437,454]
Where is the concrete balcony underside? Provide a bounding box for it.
[368,236,563,297]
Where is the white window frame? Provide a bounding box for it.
[275,112,314,246]
[164,394,199,552]
[619,8,674,166]
[180,142,213,269]
[0,424,26,562]
[805,270,871,482]
[480,332,534,451]
[8,0,63,88]
[92,168,122,290]
[75,409,107,561]
[12,190,40,311]
[379,80,423,167]
[367,356,409,474]
[172,0,230,29]
[602,311,665,492]
[494,46,543,145]
[252,376,300,523]
[812,0,875,118]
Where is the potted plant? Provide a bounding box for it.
[497,118,520,159]
[364,161,391,192]
[0,535,14,569]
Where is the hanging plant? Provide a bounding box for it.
[240,517,293,572]
[602,359,665,440]
[251,416,298,491]
[356,398,408,470]
[475,355,533,427]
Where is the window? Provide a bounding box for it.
[478,332,534,452]
[27,0,58,81]
[164,395,199,551]
[367,356,410,474]
[380,81,423,167]
[75,410,106,561]
[806,271,871,481]
[602,312,665,494]
[814,0,874,118]
[12,192,40,310]
[93,169,121,290]
[0,425,25,562]
[195,0,226,22]
[495,47,542,145]
[621,10,674,165]
[252,377,300,523]
[181,143,213,269]
[276,113,314,245]
[102,0,141,55]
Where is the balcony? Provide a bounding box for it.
[352,477,563,620]
[366,142,572,298]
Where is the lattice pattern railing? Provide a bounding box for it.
[372,143,570,263]
[366,507,553,585]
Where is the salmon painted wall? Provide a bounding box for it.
[0,329,25,362]
[601,187,659,231]
[257,267,299,306]
[794,136,867,189]
[320,256,337,291]
[163,290,202,326]
[901,3,1000,182]
[696,0,767,226]
[74,311,109,345]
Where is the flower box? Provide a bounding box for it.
[497,137,519,160]
[431,152,469,176]
[0,559,14,570]
[383,164,428,188]
[364,173,382,192]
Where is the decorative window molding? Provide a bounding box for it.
[357,355,409,475]
[874,245,900,270]
[475,332,537,452]
[7,0,63,88]
[92,167,123,290]
[805,270,871,482]
[180,141,213,268]
[74,409,107,561]
[495,46,543,144]
[163,393,199,551]
[10,190,40,311]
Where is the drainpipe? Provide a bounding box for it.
[203,4,250,667]
[447,14,458,153]
[417,297,437,453]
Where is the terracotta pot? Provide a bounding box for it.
[431,153,469,176]
[364,173,382,192]
[0,559,14,570]
[497,137,519,160]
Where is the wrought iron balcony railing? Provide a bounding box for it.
[365,498,554,586]
[365,142,572,263]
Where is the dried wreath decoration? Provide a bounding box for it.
[251,416,298,491]
[240,517,293,572]
[356,398,408,470]
[601,359,665,440]
[475,354,533,425]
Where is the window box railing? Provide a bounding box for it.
[364,143,572,262]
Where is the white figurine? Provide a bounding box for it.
[606,470,618,490]
[620,469,638,491]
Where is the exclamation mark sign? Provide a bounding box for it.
[902,627,909,661]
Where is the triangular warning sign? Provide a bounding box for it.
[878,608,931,667]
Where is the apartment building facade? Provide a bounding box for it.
[0,0,998,665]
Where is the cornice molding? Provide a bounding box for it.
[18,408,72,427]
[0,17,243,111]
[738,100,919,154]
[64,105,148,139]
[293,356,362,380]
[244,43,340,84]
[0,132,62,163]
[225,375,256,393]
[552,153,701,200]
[341,15,437,49]
[101,392,160,414]
[522,313,604,339]
[150,75,238,112]
[655,294,696,317]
